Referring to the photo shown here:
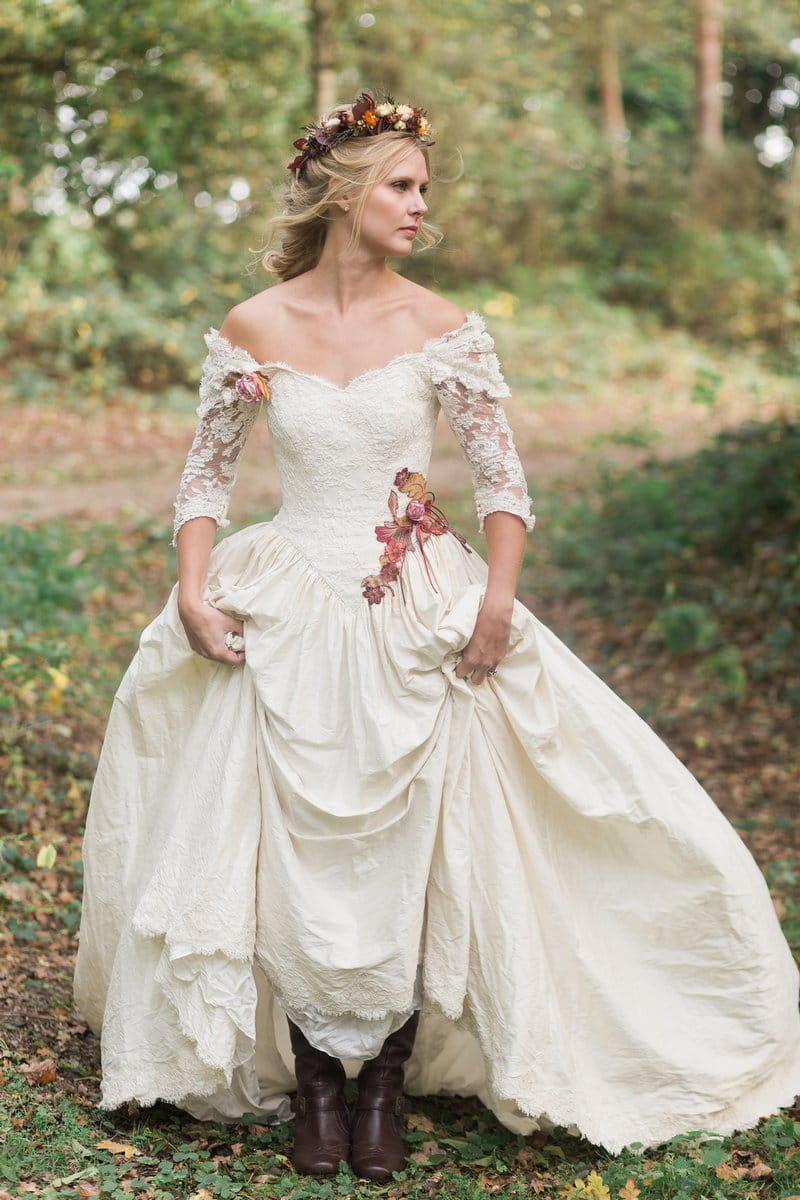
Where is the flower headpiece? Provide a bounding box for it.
[288,91,433,173]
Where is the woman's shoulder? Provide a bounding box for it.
[217,286,291,359]
[213,279,472,360]
[400,281,468,342]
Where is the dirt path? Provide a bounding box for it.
[0,371,781,526]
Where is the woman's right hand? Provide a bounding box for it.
[178,598,245,666]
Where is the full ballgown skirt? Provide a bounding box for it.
[74,313,800,1153]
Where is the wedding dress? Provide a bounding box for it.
[74,311,800,1154]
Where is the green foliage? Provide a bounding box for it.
[0,523,130,633]
[601,225,795,349]
[0,521,173,887]
[551,420,800,705]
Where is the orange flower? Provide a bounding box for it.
[362,109,379,127]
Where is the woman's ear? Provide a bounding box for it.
[328,182,354,216]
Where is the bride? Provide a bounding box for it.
[74,91,800,1182]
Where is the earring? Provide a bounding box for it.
[343,205,350,213]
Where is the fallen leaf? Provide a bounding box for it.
[618,1181,640,1200]
[716,1156,773,1182]
[407,1112,436,1132]
[36,843,57,869]
[717,1162,742,1181]
[76,1184,100,1199]
[20,1057,57,1084]
[95,1140,141,1159]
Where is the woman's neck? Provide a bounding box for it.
[308,237,400,316]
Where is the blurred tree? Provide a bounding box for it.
[694,0,724,164]
[311,0,341,116]
[598,0,629,190]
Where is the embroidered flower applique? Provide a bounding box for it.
[361,468,471,605]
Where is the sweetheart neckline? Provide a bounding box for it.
[206,310,483,394]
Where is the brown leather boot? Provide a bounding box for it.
[288,1019,350,1176]
[350,1012,420,1181]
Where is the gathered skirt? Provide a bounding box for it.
[74,519,800,1153]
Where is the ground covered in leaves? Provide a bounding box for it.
[2,297,800,1198]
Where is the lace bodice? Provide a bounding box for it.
[173,312,534,575]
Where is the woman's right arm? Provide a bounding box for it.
[171,326,267,664]
[176,517,245,665]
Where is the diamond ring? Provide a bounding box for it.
[224,631,245,653]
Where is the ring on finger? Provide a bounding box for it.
[224,631,245,653]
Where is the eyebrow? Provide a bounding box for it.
[389,175,430,185]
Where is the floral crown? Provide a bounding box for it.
[288,91,433,173]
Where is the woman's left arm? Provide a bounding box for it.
[454,512,527,685]
[430,314,534,685]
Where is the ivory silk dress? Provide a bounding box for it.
[74,311,800,1154]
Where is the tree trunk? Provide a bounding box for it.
[311,0,338,119]
[598,1,628,190]
[784,142,800,239]
[694,0,724,161]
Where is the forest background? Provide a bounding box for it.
[2,2,800,1198]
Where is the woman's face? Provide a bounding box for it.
[356,148,429,257]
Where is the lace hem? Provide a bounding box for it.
[171,493,231,546]
[433,995,800,1154]
[477,493,536,532]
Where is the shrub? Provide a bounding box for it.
[551,420,800,704]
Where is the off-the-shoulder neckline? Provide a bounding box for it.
[205,309,486,394]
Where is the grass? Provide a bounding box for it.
[2,1055,800,1199]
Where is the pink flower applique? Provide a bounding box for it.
[232,371,271,404]
[361,468,471,605]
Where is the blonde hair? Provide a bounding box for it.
[263,131,441,281]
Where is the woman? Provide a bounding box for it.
[74,92,800,1182]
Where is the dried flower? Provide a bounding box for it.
[288,91,434,173]
[361,467,471,605]
[235,372,270,404]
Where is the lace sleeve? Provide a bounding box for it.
[172,329,268,546]
[427,313,535,532]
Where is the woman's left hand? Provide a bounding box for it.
[455,595,513,685]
